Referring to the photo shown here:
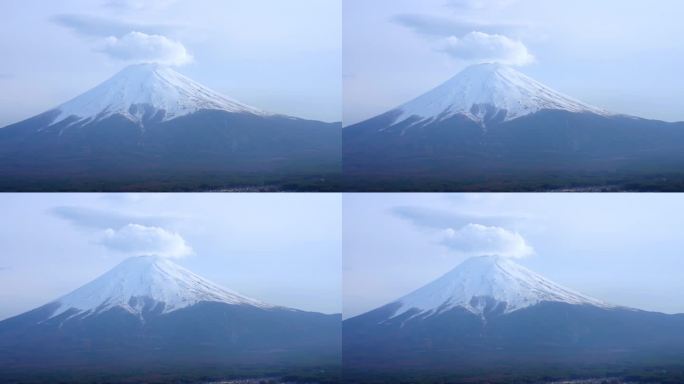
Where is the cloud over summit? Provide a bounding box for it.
[393,205,534,259]
[440,32,534,66]
[53,13,191,66]
[52,206,192,259]
[101,224,193,259]
[440,223,534,259]
[101,31,192,66]
[393,1,533,67]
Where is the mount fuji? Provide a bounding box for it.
[386,256,613,320]
[343,256,684,381]
[0,63,340,191]
[343,63,684,191]
[389,63,611,127]
[0,256,340,382]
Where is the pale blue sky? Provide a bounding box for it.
[344,194,684,318]
[0,193,341,320]
[344,0,684,125]
[0,0,341,126]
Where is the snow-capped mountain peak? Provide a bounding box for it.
[391,255,612,319]
[393,63,610,126]
[50,256,273,319]
[52,63,269,126]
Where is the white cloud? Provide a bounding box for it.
[440,223,534,258]
[101,31,192,66]
[440,31,534,66]
[100,224,193,259]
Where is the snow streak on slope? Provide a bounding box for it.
[50,256,274,319]
[52,63,269,126]
[391,255,613,319]
[393,63,610,126]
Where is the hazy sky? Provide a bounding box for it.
[0,0,341,126]
[344,0,684,125]
[343,193,684,319]
[0,193,341,321]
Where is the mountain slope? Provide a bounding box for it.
[52,63,268,126]
[343,256,684,381]
[0,257,341,381]
[343,63,684,192]
[49,256,273,319]
[389,255,611,319]
[393,63,609,126]
[0,64,340,192]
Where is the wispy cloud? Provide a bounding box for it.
[445,0,518,11]
[52,14,178,38]
[392,205,522,229]
[103,0,178,12]
[51,206,175,230]
[393,13,522,37]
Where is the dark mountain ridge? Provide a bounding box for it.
[343,64,684,191]
[0,256,341,382]
[0,64,340,191]
[342,256,684,383]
